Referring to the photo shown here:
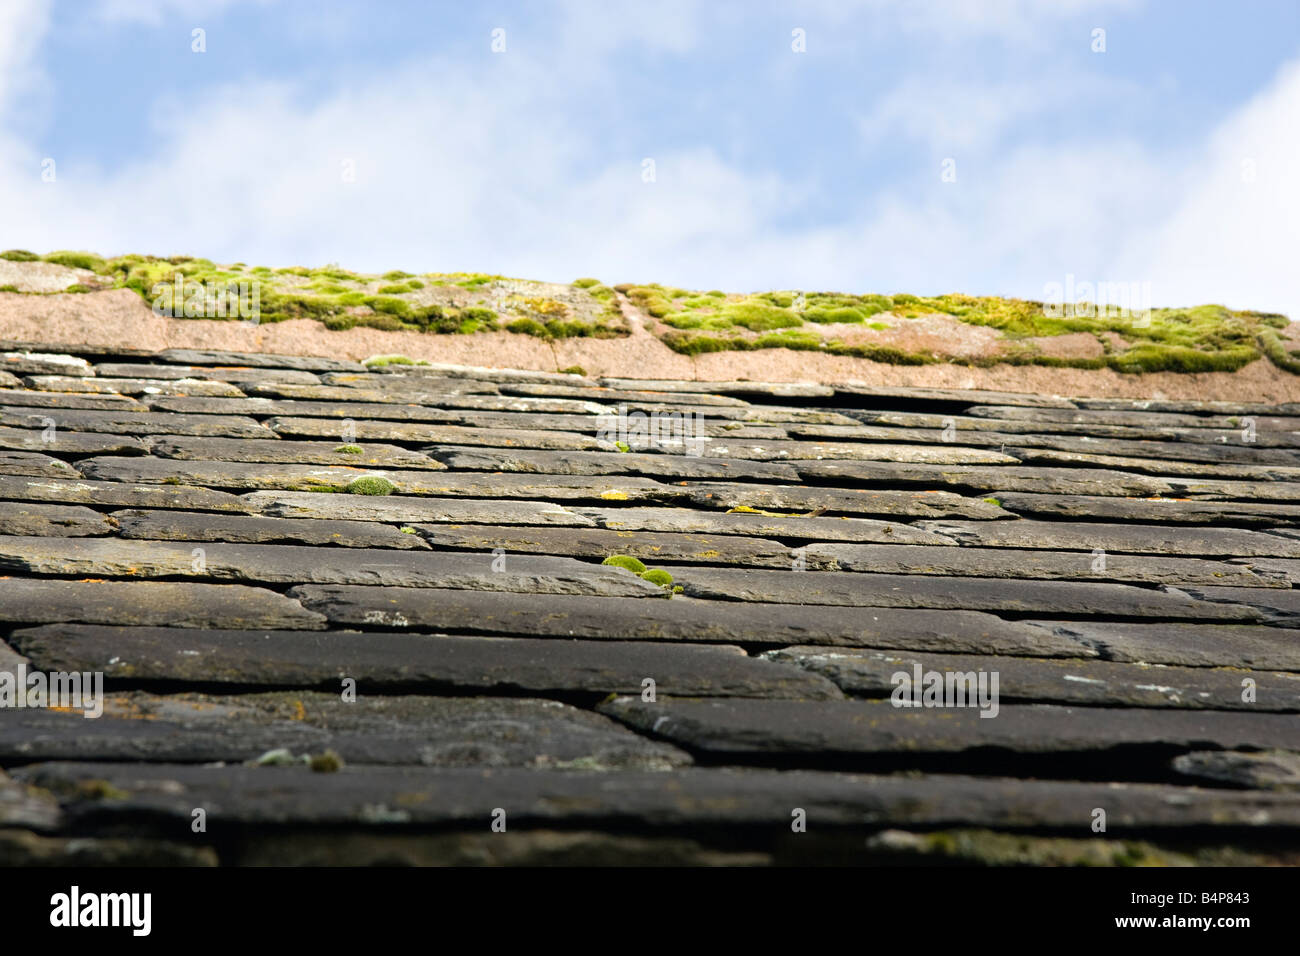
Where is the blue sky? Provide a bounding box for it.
[3,0,1298,317]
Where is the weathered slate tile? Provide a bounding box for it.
[0,406,275,438]
[0,768,61,830]
[413,524,820,568]
[501,382,751,408]
[288,585,1090,655]
[1023,620,1300,670]
[359,362,583,385]
[0,426,146,457]
[232,830,770,866]
[835,384,1076,408]
[577,506,956,544]
[94,363,321,385]
[968,404,1300,431]
[0,691,690,770]
[669,567,1262,621]
[0,831,217,866]
[0,475,250,512]
[452,410,785,439]
[862,829,1235,867]
[1001,436,1300,466]
[600,697,1300,758]
[248,383,465,404]
[22,761,1300,830]
[1007,447,1300,481]
[1177,585,1300,622]
[155,348,365,372]
[602,377,836,399]
[0,389,148,411]
[426,446,802,482]
[0,579,325,629]
[0,536,665,597]
[1173,750,1300,790]
[81,456,674,500]
[112,509,430,549]
[13,625,841,700]
[660,436,1018,464]
[0,370,20,388]
[268,415,616,450]
[2,352,94,376]
[146,395,464,423]
[992,491,1300,526]
[682,482,1011,519]
[912,518,1300,557]
[762,647,1300,711]
[1074,397,1295,416]
[740,407,863,426]
[149,436,446,470]
[791,460,1173,497]
[0,450,81,478]
[0,503,113,537]
[245,491,594,526]
[24,375,248,398]
[1234,558,1300,585]
[801,543,1286,587]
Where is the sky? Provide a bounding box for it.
[1,0,1298,317]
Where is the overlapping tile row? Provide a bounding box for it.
[1,341,1298,866]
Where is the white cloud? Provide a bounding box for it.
[93,0,274,26]
[0,2,1294,321]
[0,0,50,113]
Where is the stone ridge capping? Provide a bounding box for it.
[1,343,1299,866]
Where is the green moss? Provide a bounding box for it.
[573,277,601,288]
[406,279,425,290]
[0,284,18,292]
[640,568,674,588]
[983,497,1001,507]
[377,283,411,294]
[0,249,38,262]
[559,365,587,376]
[382,270,413,280]
[362,354,430,368]
[399,526,417,534]
[346,475,396,496]
[43,250,105,271]
[602,554,647,574]
[334,444,364,455]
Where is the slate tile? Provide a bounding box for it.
[0,579,325,629]
[0,536,666,597]
[0,502,113,537]
[0,691,691,770]
[287,585,1090,655]
[111,509,430,549]
[912,518,1300,557]
[598,697,1300,757]
[0,475,249,512]
[667,567,1263,620]
[11,625,841,699]
[763,646,1300,710]
[19,762,1300,829]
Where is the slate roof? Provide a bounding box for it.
[1,341,1298,866]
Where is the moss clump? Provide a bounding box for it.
[0,284,18,293]
[43,250,106,271]
[399,526,417,534]
[640,568,674,588]
[346,475,396,496]
[0,249,38,262]
[602,554,647,574]
[559,365,587,376]
[309,749,345,773]
[334,444,364,455]
[377,283,411,294]
[382,270,413,280]
[363,354,429,367]
[573,277,601,288]
[407,279,425,290]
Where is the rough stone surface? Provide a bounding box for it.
[12,625,841,699]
